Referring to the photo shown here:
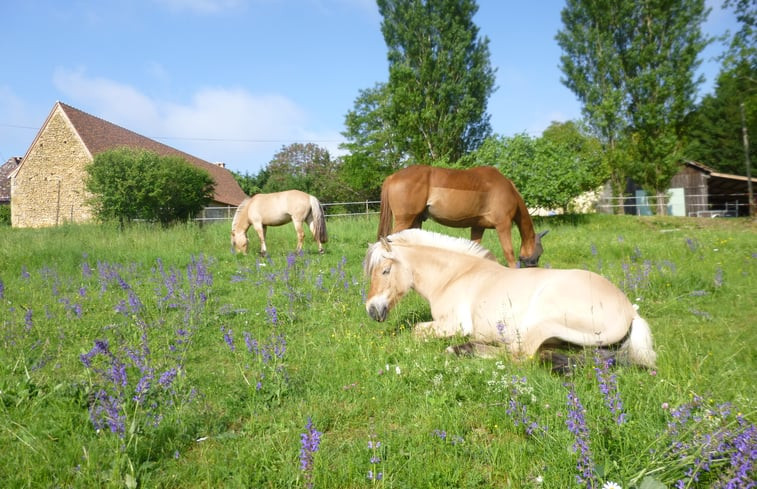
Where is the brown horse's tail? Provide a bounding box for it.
[377,182,393,239]
[308,195,328,243]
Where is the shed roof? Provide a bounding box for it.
[0,157,22,203]
[684,160,753,197]
[18,102,247,206]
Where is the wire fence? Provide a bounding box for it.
[198,192,751,223]
[195,200,381,223]
[595,192,750,217]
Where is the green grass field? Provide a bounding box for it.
[0,214,755,488]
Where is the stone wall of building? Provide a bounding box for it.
[11,108,94,227]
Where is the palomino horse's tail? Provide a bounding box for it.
[308,195,328,243]
[619,316,657,368]
[377,183,393,239]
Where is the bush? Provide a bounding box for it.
[86,148,214,226]
[0,204,10,226]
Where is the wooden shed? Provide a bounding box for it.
[602,161,753,216]
[9,101,247,227]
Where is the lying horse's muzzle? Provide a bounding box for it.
[367,302,388,322]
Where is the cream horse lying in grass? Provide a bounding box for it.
[363,229,656,368]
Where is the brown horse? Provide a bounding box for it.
[377,165,546,268]
[231,190,328,255]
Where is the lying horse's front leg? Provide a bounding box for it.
[413,318,467,338]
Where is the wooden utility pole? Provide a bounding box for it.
[740,103,755,216]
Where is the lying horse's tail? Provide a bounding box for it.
[377,182,393,239]
[619,316,657,368]
[308,195,328,244]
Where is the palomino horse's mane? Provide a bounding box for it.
[364,229,495,275]
[231,197,252,232]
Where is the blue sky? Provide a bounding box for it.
[1,0,738,175]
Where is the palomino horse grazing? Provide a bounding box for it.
[363,229,656,368]
[231,190,328,255]
[377,165,547,268]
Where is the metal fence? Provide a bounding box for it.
[195,200,381,223]
[596,192,750,217]
[199,192,751,223]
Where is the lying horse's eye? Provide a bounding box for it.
[382,266,391,275]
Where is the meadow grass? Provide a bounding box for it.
[0,214,754,488]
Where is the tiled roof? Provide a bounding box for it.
[57,102,247,206]
[0,156,22,203]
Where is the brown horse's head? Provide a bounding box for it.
[518,230,548,268]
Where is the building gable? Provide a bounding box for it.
[10,102,248,227]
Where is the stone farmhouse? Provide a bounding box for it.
[9,101,247,227]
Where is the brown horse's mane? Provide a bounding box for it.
[365,229,495,275]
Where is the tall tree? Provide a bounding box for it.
[340,83,405,200]
[557,0,710,214]
[556,1,633,210]
[375,0,496,164]
[685,60,757,174]
[469,124,606,212]
[263,143,351,203]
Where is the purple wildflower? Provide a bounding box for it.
[266,304,278,325]
[299,417,322,489]
[89,389,126,436]
[81,261,92,278]
[505,375,545,436]
[367,433,384,482]
[24,309,33,330]
[593,353,626,425]
[565,383,597,488]
[244,331,259,354]
[133,374,152,403]
[0,279,4,299]
[222,326,235,351]
[158,367,178,389]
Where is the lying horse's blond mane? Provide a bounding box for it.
[364,229,495,275]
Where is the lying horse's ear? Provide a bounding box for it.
[380,237,392,252]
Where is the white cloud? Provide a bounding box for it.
[49,69,332,173]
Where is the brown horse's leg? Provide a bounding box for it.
[470,227,484,243]
[495,223,517,268]
[392,215,420,233]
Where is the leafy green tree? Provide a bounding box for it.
[344,0,495,167]
[557,0,710,214]
[86,148,214,226]
[262,143,352,203]
[233,168,269,196]
[556,0,631,207]
[468,125,606,212]
[340,83,405,199]
[685,60,757,174]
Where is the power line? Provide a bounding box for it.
[0,123,345,144]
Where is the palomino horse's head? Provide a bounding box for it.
[518,230,549,268]
[230,197,251,254]
[231,231,249,254]
[363,237,414,322]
